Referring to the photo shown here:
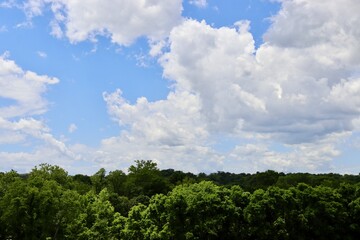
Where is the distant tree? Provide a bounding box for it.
[0,166,82,239]
[245,170,282,191]
[1,163,360,239]
[349,189,360,237]
[0,172,28,239]
[106,170,127,196]
[72,174,92,194]
[29,163,71,188]
[65,189,117,240]
[123,181,244,239]
[160,169,197,186]
[125,160,169,197]
[91,168,107,194]
[275,173,307,188]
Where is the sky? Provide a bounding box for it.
[1,0,360,175]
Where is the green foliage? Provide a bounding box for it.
[125,160,170,197]
[72,174,92,194]
[0,167,82,239]
[122,181,248,239]
[29,163,71,188]
[1,161,360,239]
[91,168,107,194]
[106,170,127,196]
[65,189,119,240]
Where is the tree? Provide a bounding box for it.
[65,189,117,240]
[72,174,92,194]
[125,160,169,197]
[0,174,28,239]
[106,170,127,196]
[29,163,71,188]
[124,181,242,239]
[0,167,82,239]
[91,168,107,194]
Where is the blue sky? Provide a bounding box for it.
[1,0,360,174]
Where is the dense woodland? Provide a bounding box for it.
[1,160,360,239]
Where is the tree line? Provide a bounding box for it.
[0,160,359,239]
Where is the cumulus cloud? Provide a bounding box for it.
[101,89,224,172]
[0,117,79,158]
[0,53,58,118]
[100,0,360,172]
[103,89,207,145]
[0,146,83,174]
[0,54,80,172]
[227,132,348,173]
[160,17,360,144]
[0,117,81,172]
[5,0,360,173]
[22,0,183,45]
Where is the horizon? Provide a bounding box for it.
[3,161,360,176]
[1,0,360,175]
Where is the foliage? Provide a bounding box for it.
[0,161,360,239]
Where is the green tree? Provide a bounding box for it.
[65,189,118,240]
[124,181,242,239]
[349,191,360,237]
[29,163,71,188]
[91,168,107,194]
[244,187,289,240]
[0,166,82,239]
[121,204,147,240]
[0,174,28,239]
[72,174,92,194]
[125,160,169,197]
[106,170,127,196]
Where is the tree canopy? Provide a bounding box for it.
[0,161,359,239]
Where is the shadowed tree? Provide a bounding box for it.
[125,160,169,197]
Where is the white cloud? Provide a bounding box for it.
[0,54,82,172]
[149,40,167,57]
[101,88,227,172]
[4,0,360,173]
[0,117,79,158]
[103,89,208,147]
[0,0,18,8]
[161,9,360,142]
[22,0,183,46]
[227,132,348,173]
[189,0,207,8]
[0,146,83,174]
[23,0,45,18]
[68,123,77,133]
[0,54,58,118]
[37,51,47,58]
[98,0,360,173]
[0,130,25,144]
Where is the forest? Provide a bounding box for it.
[1,160,360,239]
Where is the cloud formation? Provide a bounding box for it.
[4,0,360,173]
[102,0,360,172]
[101,89,222,172]
[162,15,360,142]
[0,53,58,118]
[23,0,183,45]
[0,54,79,172]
